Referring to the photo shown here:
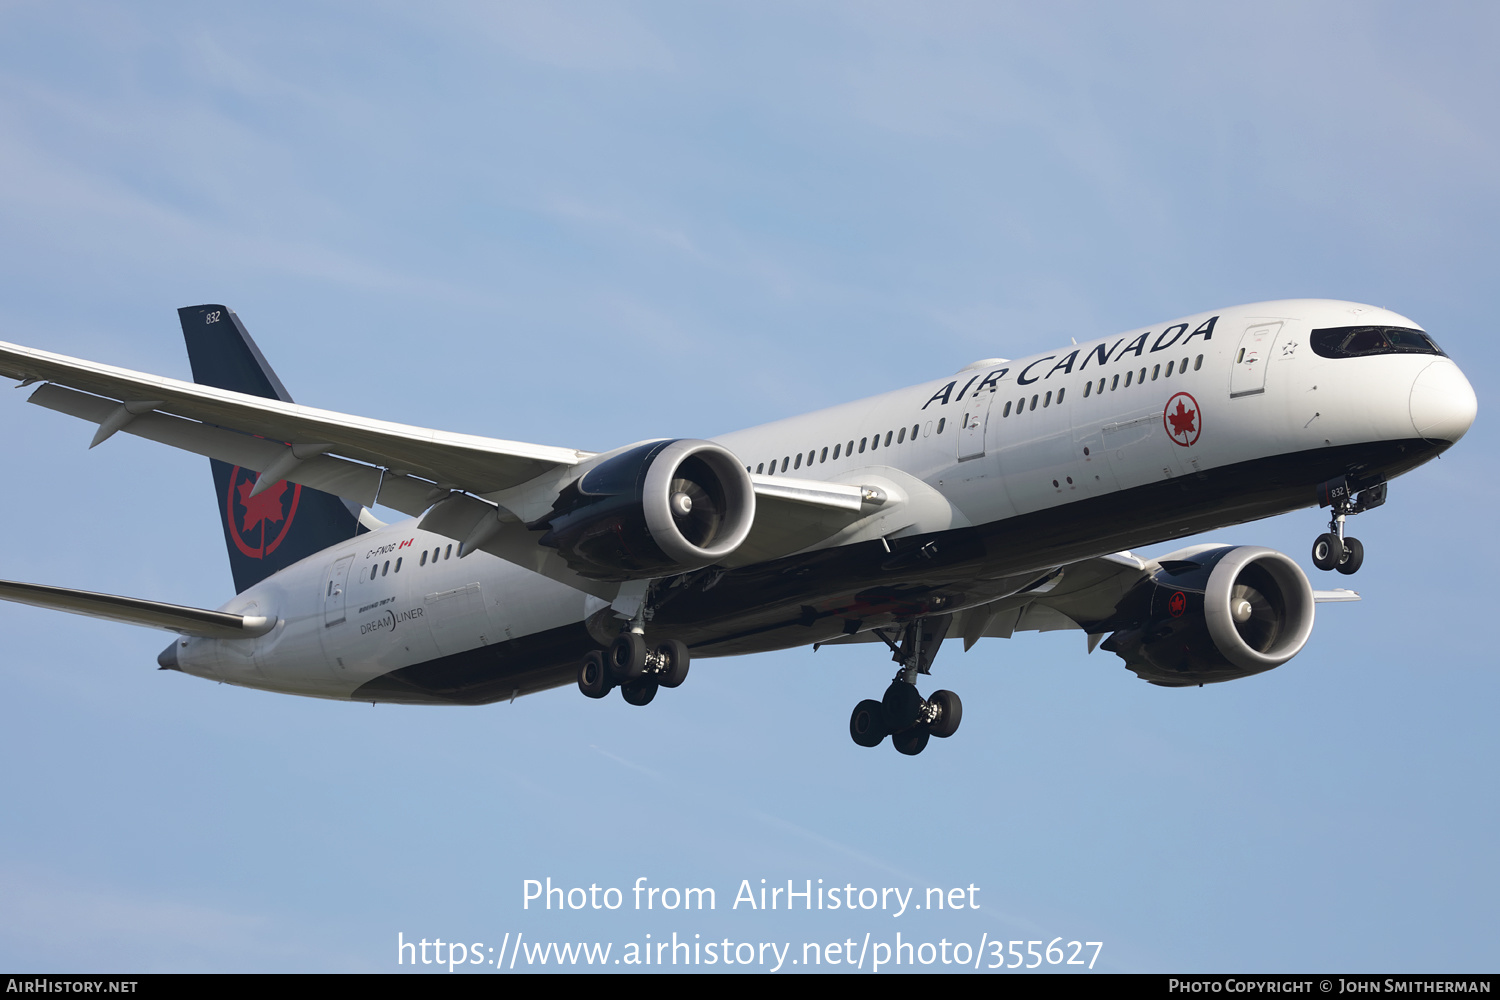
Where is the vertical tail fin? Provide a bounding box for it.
[177,305,366,593]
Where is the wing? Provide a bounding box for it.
[0,578,275,640]
[2,338,917,601]
[813,552,1154,651]
[956,553,1360,650]
[820,549,1361,652]
[1,339,591,516]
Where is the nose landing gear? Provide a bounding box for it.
[1312,477,1385,575]
[847,616,962,756]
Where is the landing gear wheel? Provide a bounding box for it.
[928,689,963,738]
[849,699,889,748]
[892,727,931,756]
[1336,536,1364,575]
[577,650,612,699]
[609,633,648,681]
[882,681,925,732]
[620,677,658,706]
[657,640,690,688]
[1312,533,1344,571]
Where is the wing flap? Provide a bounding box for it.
[0,579,275,640]
[417,494,619,601]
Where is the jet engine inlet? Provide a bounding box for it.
[1099,545,1316,686]
[1202,547,1316,673]
[532,439,755,580]
[641,440,755,567]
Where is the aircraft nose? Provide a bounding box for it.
[1410,359,1477,444]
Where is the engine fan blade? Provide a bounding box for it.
[1229,582,1280,651]
[669,475,722,546]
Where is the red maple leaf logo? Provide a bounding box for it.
[237,477,289,533]
[1163,392,1202,447]
[1167,399,1197,439]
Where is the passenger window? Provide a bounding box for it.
[445,545,452,559]
[870,434,879,451]
[1083,382,1091,398]
[1111,374,1119,390]
[756,463,764,474]
[382,561,389,577]
[1057,387,1065,403]
[395,557,402,573]
[371,566,377,580]
[1152,364,1160,380]
[794,453,802,470]
[912,423,919,439]
[1166,361,1175,377]
[897,427,906,444]
[420,551,427,567]
[1139,367,1146,383]
[1030,395,1038,410]
[847,440,854,454]
[820,447,828,462]
[936,419,945,433]
[1125,371,1133,387]
[859,438,867,453]
[1194,354,1203,370]
[1043,391,1052,407]
[1180,356,1188,372]
[781,457,789,472]
[833,444,841,460]
[884,431,893,447]
[1004,400,1013,416]
[808,450,816,465]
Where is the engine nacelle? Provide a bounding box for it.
[531,439,756,581]
[1099,546,1316,686]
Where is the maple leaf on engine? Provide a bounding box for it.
[237,477,289,533]
[1167,400,1197,438]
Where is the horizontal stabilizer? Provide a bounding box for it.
[0,579,275,640]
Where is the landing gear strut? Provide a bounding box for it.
[847,615,962,755]
[1312,476,1385,576]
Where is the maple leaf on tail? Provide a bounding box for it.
[237,477,289,533]
[1168,400,1197,439]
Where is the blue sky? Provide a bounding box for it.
[0,1,1495,972]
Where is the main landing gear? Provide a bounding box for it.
[1311,476,1386,575]
[848,616,962,756]
[577,631,690,706]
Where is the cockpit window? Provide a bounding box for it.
[1310,326,1446,359]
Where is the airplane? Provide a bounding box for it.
[0,299,1476,755]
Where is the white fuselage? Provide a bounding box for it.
[170,299,1475,702]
